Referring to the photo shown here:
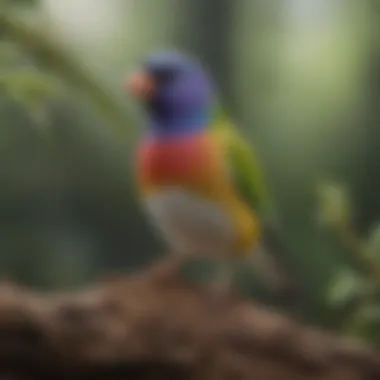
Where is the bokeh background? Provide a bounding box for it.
[1,0,380,344]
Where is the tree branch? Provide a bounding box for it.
[1,257,380,380]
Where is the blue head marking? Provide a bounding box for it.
[142,51,216,138]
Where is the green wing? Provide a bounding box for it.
[229,131,276,219]
[211,111,277,223]
[210,110,298,294]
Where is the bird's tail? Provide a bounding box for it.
[250,224,299,299]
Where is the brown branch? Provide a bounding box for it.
[1,257,380,380]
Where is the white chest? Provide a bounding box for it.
[143,189,236,255]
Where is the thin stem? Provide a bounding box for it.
[0,11,130,136]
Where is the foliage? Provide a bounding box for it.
[0,11,130,136]
[0,6,143,287]
[318,181,380,345]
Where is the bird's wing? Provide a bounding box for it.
[212,120,299,297]
[212,116,276,222]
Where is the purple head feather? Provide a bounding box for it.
[135,51,216,138]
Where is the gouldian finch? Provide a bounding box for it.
[126,51,297,298]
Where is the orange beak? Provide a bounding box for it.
[125,69,156,100]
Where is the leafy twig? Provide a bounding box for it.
[0,11,130,136]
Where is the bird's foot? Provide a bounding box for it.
[203,281,234,308]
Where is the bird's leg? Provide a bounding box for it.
[167,237,196,267]
[248,246,302,312]
[206,258,234,300]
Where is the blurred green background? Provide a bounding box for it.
[2,0,380,344]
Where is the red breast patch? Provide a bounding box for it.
[137,133,222,189]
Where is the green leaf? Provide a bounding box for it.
[0,41,21,66]
[327,267,369,308]
[316,181,351,229]
[348,304,380,343]
[0,14,130,136]
[367,223,380,259]
[2,69,60,105]
[358,304,380,324]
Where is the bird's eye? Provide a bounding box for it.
[152,67,179,86]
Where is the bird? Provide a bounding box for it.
[125,50,298,299]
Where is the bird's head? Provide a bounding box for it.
[126,51,216,138]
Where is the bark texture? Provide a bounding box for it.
[0,257,380,380]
